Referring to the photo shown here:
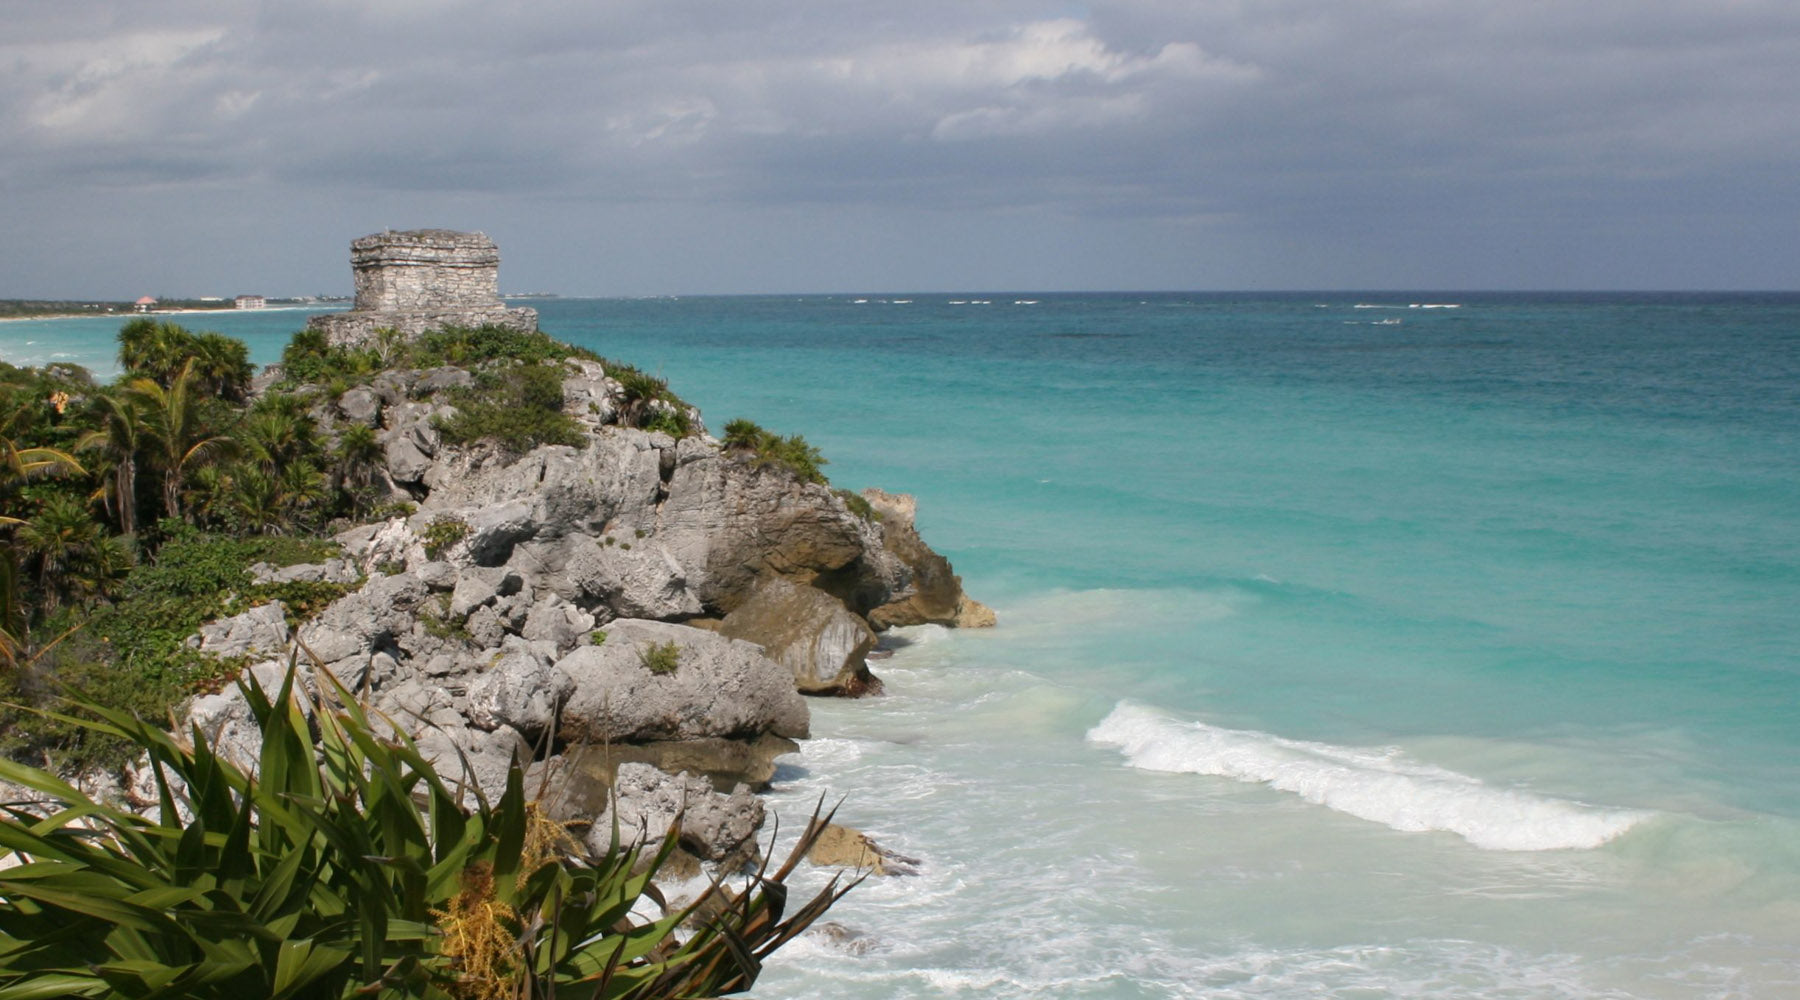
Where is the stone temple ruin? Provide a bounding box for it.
[307,229,537,347]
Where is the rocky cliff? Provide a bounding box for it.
[179,344,990,870]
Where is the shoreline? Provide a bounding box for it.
[0,305,334,324]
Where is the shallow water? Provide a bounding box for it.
[8,293,1799,997]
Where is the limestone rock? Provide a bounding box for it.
[718,576,880,696]
[248,559,359,585]
[414,725,531,806]
[519,595,597,654]
[189,601,290,659]
[550,535,701,621]
[338,386,383,426]
[566,762,765,863]
[415,366,475,395]
[466,648,573,740]
[862,488,993,629]
[296,572,427,664]
[553,734,798,793]
[556,619,809,744]
[655,451,867,613]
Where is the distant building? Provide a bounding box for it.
[306,229,537,348]
[235,295,267,310]
[134,296,157,313]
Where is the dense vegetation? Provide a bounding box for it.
[0,664,854,999]
[0,320,644,772]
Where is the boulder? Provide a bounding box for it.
[717,576,880,696]
[519,595,597,654]
[466,648,573,740]
[414,366,475,395]
[297,573,428,664]
[386,435,433,484]
[553,734,798,793]
[655,450,868,613]
[550,761,764,863]
[807,823,920,876]
[337,386,383,426]
[422,432,662,540]
[556,619,809,744]
[450,573,500,619]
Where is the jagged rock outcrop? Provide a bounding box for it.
[861,488,996,629]
[180,335,990,884]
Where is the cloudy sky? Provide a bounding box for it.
[2,1,1796,296]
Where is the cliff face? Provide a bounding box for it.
[179,348,990,866]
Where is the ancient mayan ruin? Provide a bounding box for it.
[306,229,538,347]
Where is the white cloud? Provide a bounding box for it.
[17,27,229,138]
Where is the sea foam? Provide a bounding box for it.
[1087,702,1648,851]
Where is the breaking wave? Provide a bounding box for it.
[1087,702,1648,851]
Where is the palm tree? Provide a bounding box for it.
[333,422,382,488]
[77,392,146,536]
[1,404,84,526]
[128,359,236,522]
[116,318,189,385]
[13,493,132,613]
[190,331,253,402]
[240,396,318,476]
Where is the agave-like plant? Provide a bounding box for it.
[0,663,854,999]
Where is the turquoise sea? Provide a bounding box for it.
[6,293,1799,998]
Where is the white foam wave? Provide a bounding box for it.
[1087,702,1649,851]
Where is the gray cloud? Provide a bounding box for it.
[1,0,1796,295]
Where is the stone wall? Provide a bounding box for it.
[308,229,537,348]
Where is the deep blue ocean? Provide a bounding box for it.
[6,293,1799,997]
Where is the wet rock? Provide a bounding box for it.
[807,823,920,876]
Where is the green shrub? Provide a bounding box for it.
[0,665,854,999]
[370,499,419,520]
[435,364,583,453]
[636,640,681,675]
[836,488,880,521]
[422,515,470,558]
[721,419,829,486]
[275,328,383,389]
[607,364,692,437]
[414,325,601,368]
[642,407,691,438]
